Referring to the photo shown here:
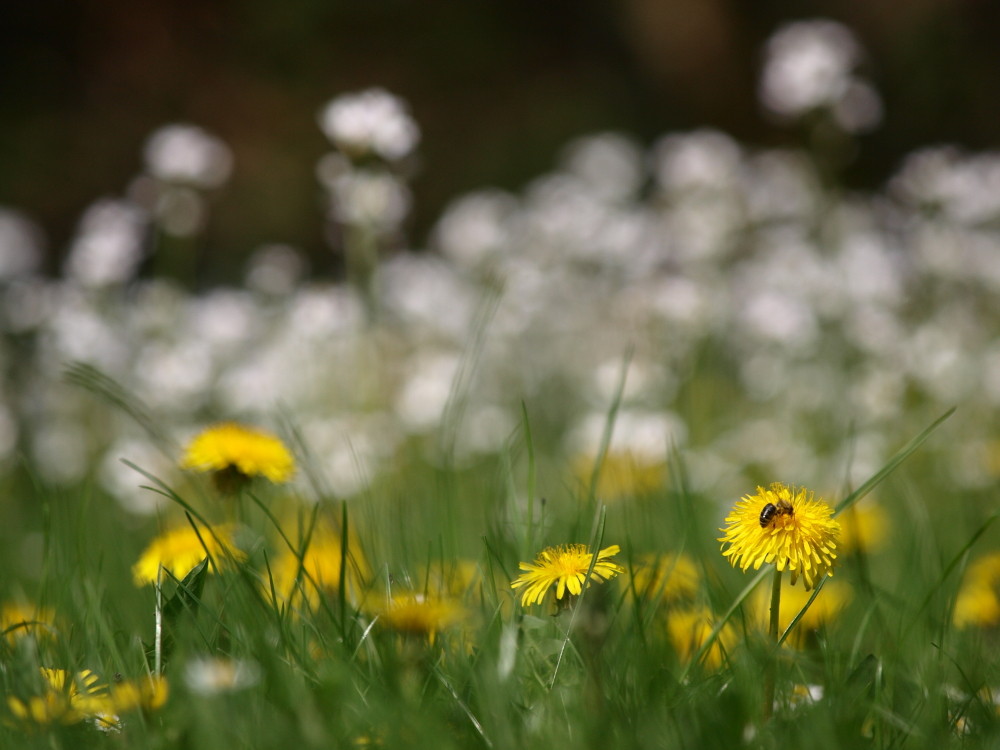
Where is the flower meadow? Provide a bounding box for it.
[2,19,1000,750]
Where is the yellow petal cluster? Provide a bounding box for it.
[182,422,295,484]
[375,593,466,640]
[665,607,737,669]
[629,552,701,603]
[8,669,167,727]
[267,521,370,611]
[510,543,625,607]
[133,523,246,586]
[719,483,840,590]
[953,552,1000,628]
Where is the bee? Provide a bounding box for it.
[759,498,794,528]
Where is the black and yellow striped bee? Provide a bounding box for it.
[759,498,794,528]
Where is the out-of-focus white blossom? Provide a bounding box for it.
[143,124,233,188]
[0,207,44,280]
[64,199,148,287]
[319,88,420,162]
[760,19,882,132]
[394,351,461,433]
[561,132,645,203]
[245,244,307,296]
[184,657,261,695]
[432,190,517,270]
[330,169,411,230]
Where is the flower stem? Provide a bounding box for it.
[154,566,163,676]
[763,566,782,720]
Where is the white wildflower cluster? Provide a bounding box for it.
[317,88,418,240]
[760,19,882,132]
[0,23,997,515]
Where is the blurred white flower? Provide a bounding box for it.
[0,207,44,280]
[330,169,411,229]
[143,123,233,188]
[99,437,172,514]
[394,351,460,432]
[760,19,881,132]
[184,656,261,695]
[319,88,420,161]
[432,190,517,270]
[653,130,742,194]
[64,199,148,287]
[561,132,645,203]
[377,254,477,341]
[245,244,307,296]
[567,409,687,461]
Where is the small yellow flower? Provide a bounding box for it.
[133,523,246,586]
[572,450,666,502]
[1,602,57,643]
[8,669,107,725]
[629,552,701,603]
[666,607,737,669]
[838,502,889,554]
[719,483,840,590]
[376,593,466,640]
[181,422,295,489]
[267,522,370,611]
[510,544,625,607]
[954,553,1000,628]
[107,675,169,712]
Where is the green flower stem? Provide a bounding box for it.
[763,566,782,721]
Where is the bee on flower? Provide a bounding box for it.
[719,483,840,589]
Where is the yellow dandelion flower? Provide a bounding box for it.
[572,450,666,502]
[1,601,57,643]
[666,607,736,669]
[510,544,625,607]
[719,482,840,589]
[629,552,701,603]
[132,523,246,586]
[838,502,889,554]
[954,552,1000,628]
[106,675,169,713]
[419,559,483,598]
[181,422,295,489]
[376,592,466,640]
[267,522,370,611]
[719,483,840,590]
[8,669,107,725]
[754,578,852,647]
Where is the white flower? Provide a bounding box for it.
[143,124,233,188]
[319,88,420,161]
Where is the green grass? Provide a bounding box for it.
[0,400,997,750]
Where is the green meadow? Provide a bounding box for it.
[3,22,1000,750]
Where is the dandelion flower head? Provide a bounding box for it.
[954,552,1000,628]
[510,544,624,607]
[665,606,737,670]
[376,593,466,641]
[630,552,701,603]
[133,523,246,586]
[8,669,105,725]
[268,522,370,611]
[719,483,840,589]
[2,601,57,643]
[181,422,295,485]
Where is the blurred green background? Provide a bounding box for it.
[3,0,1000,282]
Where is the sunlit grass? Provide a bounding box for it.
[0,395,997,750]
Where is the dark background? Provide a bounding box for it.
[3,0,1000,282]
